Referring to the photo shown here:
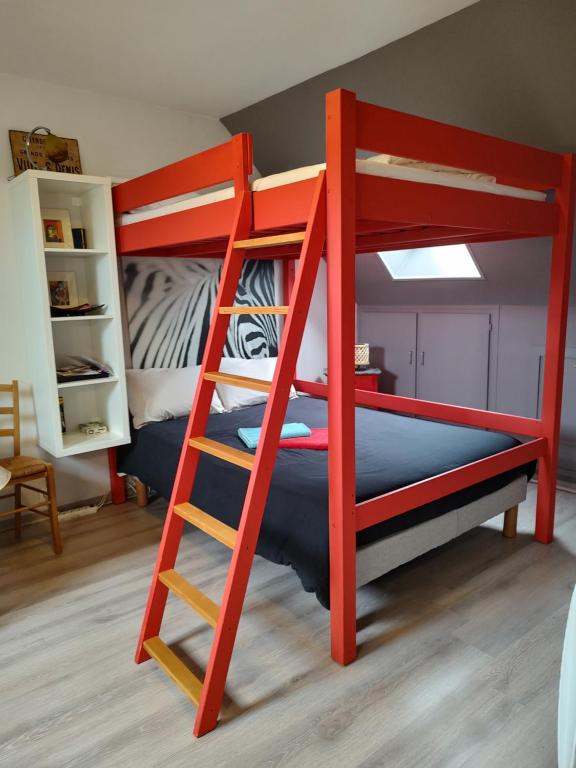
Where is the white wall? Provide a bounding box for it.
[297,259,327,381]
[0,73,231,505]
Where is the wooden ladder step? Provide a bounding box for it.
[219,305,288,315]
[204,371,272,393]
[174,502,237,549]
[143,636,203,706]
[189,436,255,471]
[159,569,219,628]
[234,231,306,250]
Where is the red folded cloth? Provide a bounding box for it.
[279,427,328,450]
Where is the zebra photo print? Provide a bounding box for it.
[123,257,279,368]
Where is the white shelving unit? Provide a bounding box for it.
[9,170,130,457]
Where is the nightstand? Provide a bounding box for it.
[323,368,381,392]
[353,368,381,392]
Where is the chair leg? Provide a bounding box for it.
[14,485,22,540]
[503,505,519,538]
[45,464,63,555]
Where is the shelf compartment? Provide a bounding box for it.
[45,250,113,310]
[57,376,126,456]
[51,315,119,376]
[59,430,127,457]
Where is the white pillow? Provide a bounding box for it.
[126,366,226,429]
[215,357,298,411]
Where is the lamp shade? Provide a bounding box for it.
[354,343,370,368]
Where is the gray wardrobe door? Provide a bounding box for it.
[416,312,491,408]
[357,311,417,397]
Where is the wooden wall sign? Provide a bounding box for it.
[9,130,82,176]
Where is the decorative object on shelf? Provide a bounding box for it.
[47,270,78,308]
[56,355,112,384]
[354,343,370,370]
[50,303,105,318]
[78,420,108,437]
[72,227,87,249]
[9,127,82,177]
[42,208,74,249]
[58,396,66,433]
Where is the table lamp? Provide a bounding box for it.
[354,343,370,370]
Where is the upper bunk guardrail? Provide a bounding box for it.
[112,133,253,215]
[354,96,563,193]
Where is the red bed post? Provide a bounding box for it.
[326,88,357,665]
[282,259,296,304]
[108,447,126,504]
[536,153,576,543]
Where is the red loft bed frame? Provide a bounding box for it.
[111,88,574,701]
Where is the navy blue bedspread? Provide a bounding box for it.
[118,396,534,607]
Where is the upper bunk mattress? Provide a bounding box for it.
[117,157,546,226]
[118,396,535,607]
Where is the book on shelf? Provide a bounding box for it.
[59,396,66,433]
[56,355,113,383]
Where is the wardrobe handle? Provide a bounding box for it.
[409,350,413,365]
[420,351,425,365]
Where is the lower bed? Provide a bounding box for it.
[118,396,534,607]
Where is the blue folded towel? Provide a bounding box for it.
[237,422,311,449]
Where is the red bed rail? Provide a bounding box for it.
[356,100,562,191]
[112,133,252,214]
[294,376,546,530]
[293,379,543,438]
[356,438,546,532]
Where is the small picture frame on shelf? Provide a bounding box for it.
[41,208,74,249]
[47,271,78,308]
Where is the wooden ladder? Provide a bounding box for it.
[135,173,327,737]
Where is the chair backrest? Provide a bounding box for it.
[0,380,20,457]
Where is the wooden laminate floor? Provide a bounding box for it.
[1,483,575,768]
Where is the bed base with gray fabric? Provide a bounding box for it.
[357,474,526,586]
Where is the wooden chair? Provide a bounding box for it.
[0,381,62,554]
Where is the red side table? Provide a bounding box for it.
[354,368,381,392]
[323,368,381,392]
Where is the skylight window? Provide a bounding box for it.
[378,244,483,280]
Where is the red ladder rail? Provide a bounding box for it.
[194,173,326,736]
[134,189,253,664]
